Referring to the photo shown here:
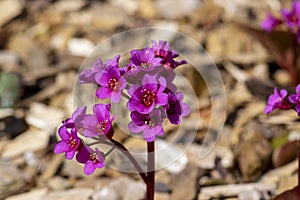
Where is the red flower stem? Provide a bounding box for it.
[290,32,299,86]
[146,141,155,200]
[109,138,149,185]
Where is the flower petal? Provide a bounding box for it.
[157,76,166,90]
[279,89,288,98]
[268,93,280,104]
[128,84,139,96]
[264,105,273,115]
[156,93,168,106]
[181,102,190,117]
[65,150,76,160]
[111,91,121,103]
[76,146,91,163]
[84,161,96,175]
[170,115,181,125]
[53,141,70,154]
[295,105,300,116]
[273,87,279,95]
[261,13,281,32]
[130,111,146,125]
[289,94,299,104]
[97,71,110,86]
[138,103,154,114]
[58,126,70,141]
[127,97,140,111]
[296,84,300,94]
[82,115,98,137]
[143,127,156,142]
[79,69,94,83]
[93,104,110,122]
[118,77,126,90]
[142,74,157,85]
[293,1,300,15]
[128,121,146,133]
[156,125,164,136]
[106,55,120,67]
[109,67,121,79]
[96,87,111,99]
[176,92,184,101]
[72,106,87,128]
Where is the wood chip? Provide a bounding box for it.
[0,0,24,27]
[1,129,49,159]
[198,182,276,200]
[5,189,48,200]
[170,163,198,200]
[39,154,64,182]
[25,103,65,134]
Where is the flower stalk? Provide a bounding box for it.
[260,1,300,86]
[146,141,155,200]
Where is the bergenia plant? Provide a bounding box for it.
[265,84,299,200]
[262,1,300,42]
[54,40,190,200]
[265,84,300,117]
[260,1,300,86]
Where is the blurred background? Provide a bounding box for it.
[0,0,298,200]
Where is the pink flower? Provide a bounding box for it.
[164,90,190,125]
[151,40,187,69]
[96,67,126,103]
[281,1,300,29]
[76,146,105,175]
[82,104,114,138]
[127,74,168,114]
[79,55,120,84]
[79,58,105,84]
[129,47,162,72]
[128,109,164,142]
[53,126,81,159]
[265,87,292,114]
[261,13,282,32]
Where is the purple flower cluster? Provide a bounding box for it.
[261,1,300,42]
[265,84,300,116]
[54,104,114,175]
[54,40,190,175]
[125,41,189,142]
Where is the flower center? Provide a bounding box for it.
[68,137,78,149]
[108,78,119,90]
[97,120,108,133]
[90,152,98,163]
[142,88,156,107]
[144,119,155,127]
[141,62,151,69]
